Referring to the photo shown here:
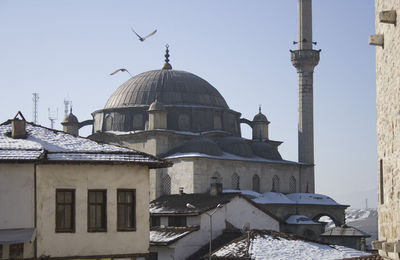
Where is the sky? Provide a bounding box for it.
[0,1,376,208]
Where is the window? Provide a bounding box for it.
[151,216,160,227]
[231,173,240,190]
[9,243,23,259]
[168,216,187,227]
[272,175,280,192]
[289,176,296,193]
[252,174,260,193]
[162,175,171,195]
[0,244,2,259]
[149,252,158,260]
[88,190,107,232]
[56,189,75,232]
[117,190,136,231]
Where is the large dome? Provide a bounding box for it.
[105,69,228,109]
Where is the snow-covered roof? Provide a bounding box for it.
[150,226,199,246]
[286,193,341,206]
[285,215,320,225]
[0,120,169,167]
[210,230,370,260]
[166,152,301,165]
[223,190,343,206]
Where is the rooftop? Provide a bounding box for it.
[150,226,199,246]
[0,119,170,168]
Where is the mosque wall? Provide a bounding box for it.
[373,1,400,258]
[190,157,301,194]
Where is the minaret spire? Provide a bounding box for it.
[291,0,320,193]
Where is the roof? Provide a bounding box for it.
[150,193,240,215]
[320,225,371,238]
[223,190,345,206]
[104,69,229,109]
[150,192,281,222]
[209,230,371,260]
[342,255,384,260]
[0,228,35,245]
[0,120,170,168]
[150,226,199,246]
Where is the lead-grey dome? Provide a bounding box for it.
[105,70,228,109]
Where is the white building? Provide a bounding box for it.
[148,187,280,260]
[0,112,169,259]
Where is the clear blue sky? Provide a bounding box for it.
[0,0,376,208]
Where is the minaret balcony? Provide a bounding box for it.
[290,49,320,70]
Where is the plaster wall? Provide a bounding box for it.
[225,197,279,231]
[0,163,34,229]
[165,159,194,196]
[35,163,150,258]
[375,1,400,259]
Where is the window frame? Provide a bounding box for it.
[168,216,187,227]
[9,243,23,259]
[117,189,136,231]
[55,189,75,233]
[87,189,107,232]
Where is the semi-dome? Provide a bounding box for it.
[105,69,228,109]
[250,142,282,160]
[167,137,223,157]
[217,136,254,158]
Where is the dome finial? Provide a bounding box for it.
[259,104,261,114]
[162,44,172,70]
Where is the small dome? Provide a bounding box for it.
[250,142,282,160]
[217,137,254,158]
[253,112,268,123]
[148,100,166,111]
[62,113,78,124]
[168,138,223,156]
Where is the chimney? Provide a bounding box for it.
[210,182,223,196]
[179,187,184,195]
[12,111,27,139]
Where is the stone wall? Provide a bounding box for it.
[374,1,400,259]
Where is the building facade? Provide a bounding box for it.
[0,113,168,259]
[370,1,400,259]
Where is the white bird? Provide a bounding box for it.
[131,28,157,42]
[110,68,132,77]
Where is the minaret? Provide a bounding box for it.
[290,0,320,193]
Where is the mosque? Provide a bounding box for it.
[60,0,356,242]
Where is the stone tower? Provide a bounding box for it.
[370,1,400,258]
[291,0,320,193]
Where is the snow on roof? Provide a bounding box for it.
[321,225,371,237]
[150,226,199,245]
[166,152,301,165]
[285,215,320,225]
[211,230,370,260]
[286,193,341,206]
[0,121,168,167]
[222,190,343,206]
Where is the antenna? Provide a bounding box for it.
[48,107,58,129]
[64,99,72,118]
[32,93,39,124]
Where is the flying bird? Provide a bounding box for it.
[110,68,132,77]
[131,28,157,42]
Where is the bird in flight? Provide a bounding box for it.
[131,28,157,41]
[110,68,133,77]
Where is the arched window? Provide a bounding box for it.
[105,114,113,131]
[211,172,222,183]
[178,114,191,131]
[272,175,280,192]
[252,174,260,193]
[162,175,171,195]
[289,176,296,193]
[231,173,240,190]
